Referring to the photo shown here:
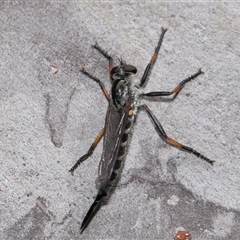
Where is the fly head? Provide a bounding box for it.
[110,64,137,81]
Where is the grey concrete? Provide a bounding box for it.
[0,2,239,240]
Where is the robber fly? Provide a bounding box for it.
[69,27,215,233]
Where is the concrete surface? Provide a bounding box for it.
[0,2,240,240]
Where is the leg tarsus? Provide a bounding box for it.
[171,68,204,94]
[167,137,215,165]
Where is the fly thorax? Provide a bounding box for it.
[129,82,140,116]
[112,79,130,108]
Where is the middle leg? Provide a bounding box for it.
[142,69,204,98]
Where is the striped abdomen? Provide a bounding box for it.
[108,113,134,186]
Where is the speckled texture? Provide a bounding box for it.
[0,2,239,240]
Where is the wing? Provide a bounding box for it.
[96,103,128,190]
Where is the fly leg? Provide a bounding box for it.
[140,27,168,87]
[142,69,204,98]
[81,67,110,101]
[92,42,114,75]
[141,104,215,165]
[69,128,105,175]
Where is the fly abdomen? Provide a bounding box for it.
[109,171,118,181]
[102,113,136,195]
[114,160,122,170]
[109,114,135,183]
[124,114,134,134]
[125,115,133,129]
[121,133,128,146]
[117,146,125,160]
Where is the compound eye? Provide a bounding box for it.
[123,65,137,74]
[110,66,119,75]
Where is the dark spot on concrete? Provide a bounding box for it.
[4,205,49,240]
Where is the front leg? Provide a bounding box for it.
[92,42,114,76]
[81,67,110,101]
[140,27,168,87]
